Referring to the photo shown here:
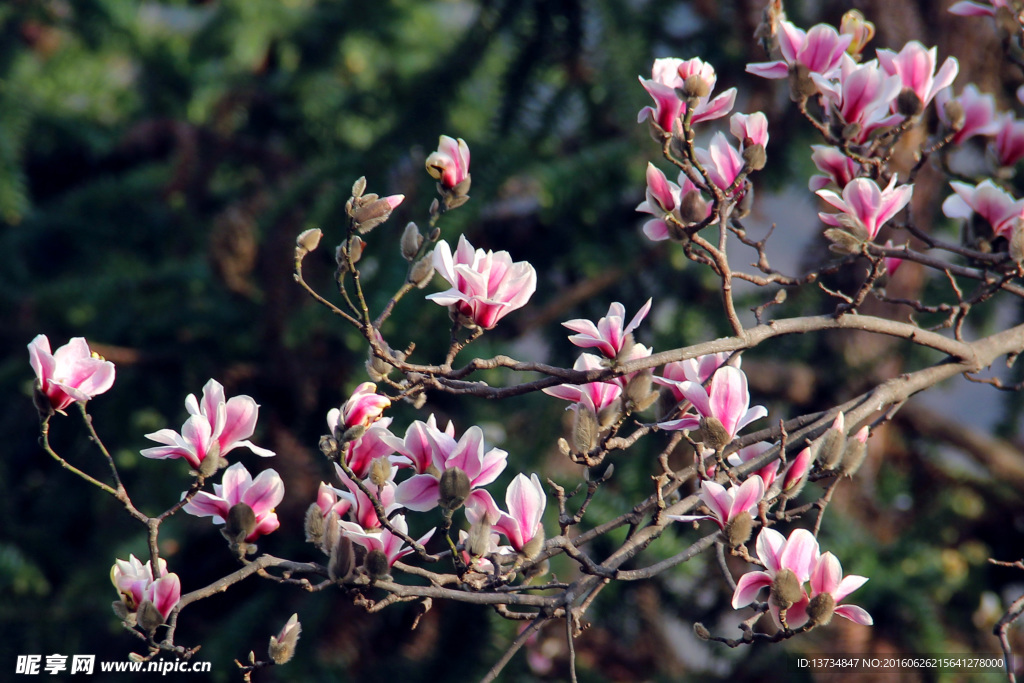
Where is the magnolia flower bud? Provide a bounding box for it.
[319,435,340,460]
[699,416,731,452]
[788,62,816,101]
[401,222,423,261]
[557,437,572,457]
[724,511,754,548]
[840,426,870,478]
[680,189,708,224]
[364,548,390,579]
[680,73,711,100]
[329,534,356,583]
[304,502,325,546]
[136,600,164,634]
[807,592,836,626]
[896,88,924,118]
[295,228,323,256]
[770,568,803,610]
[337,424,366,445]
[597,398,622,431]
[1010,220,1024,265]
[369,456,392,489]
[944,100,966,133]
[439,467,471,511]
[815,428,846,471]
[467,518,493,558]
[223,502,257,544]
[198,450,222,479]
[520,527,545,562]
[352,198,395,234]
[268,613,302,665]
[409,253,435,289]
[742,143,767,171]
[824,227,864,254]
[572,402,599,453]
[351,176,367,199]
[693,622,711,641]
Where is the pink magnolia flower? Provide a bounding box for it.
[383,414,456,474]
[811,56,903,142]
[816,175,914,241]
[730,112,769,149]
[333,464,399,530]
[876,41,958,111]
[669,476,765,530]
[809,146,861,192]
[341,514,435,569]
[949,0,1012,16]
[840,10,875,58]
[658,365,768,441]
[654,352,734,403]
[937,84,1002,145]
[394,424,508,512]
[728,441,781,489]
[942,180,1024,239]
[329,382,391,433]
[28,335,115,413]
[316,481,353,520]
[141,379,275,470]
[427,235,537,330]
[882,240,904,277]
[637,57,737,133]
[426,135,470,190]
[335,418,398,480]
[732,527,821,629]
[111,554,181,619]
[695,132,745,193]
[562,299,652,360]
[635,163,711,241]
[542,353,622,412]
[747,21,853,80]
[183,462,285,541]
[470,473,546,554]
[809,552,873,625]
[992,113,1024,168]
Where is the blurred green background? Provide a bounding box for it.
[2,0,1024,681]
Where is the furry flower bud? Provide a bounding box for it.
[304,502,325,546]
[364,548,390,579]
[770,568,803,610]
[295,228,323,255]
[223,502,257,544]
[439,467,472,511]
[268,613,302,665]
[725,510,754,548]
[807,592,836,626]
[401,222,423,261]
[699,416,731,452]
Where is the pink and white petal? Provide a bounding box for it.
[732,476,766,516]
[780,529,821,582]
[27,334,55,384]
[219,462,254,507]
[250,512,280,540]
[242,469,285,516]
[756,527,788,573]
[834,604,874,625]
[218,396,260,450]
[395,475,441,512]
[833,574,870,603]
[699,480,731,523]
[746,61,790,79]
[493,512,526,551]
[473,448,508,487]
[708,366,749,437]
[148,573,181,619]
[183,491,230,521]
[542,384,584,403]
[732,570,773,608]
[811,552,843,595]
[642,219,672,241]
[657,415,702,431]
[466,489,502,526]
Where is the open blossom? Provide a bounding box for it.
[562,299,652,360]
[811,56,903,142]
[937,84,1001,145]
[654,352,734,403]
[28,335,115,413]
[942,179,1024,239]
[141,379,275,470]
[184,462,284,541]
[333,464,399,530]
[542,353,622,412]
[636,163,711,241]
[637,57,736,133]
[111,555,181,619]
[727,441,781,489]
[876,41,958,112]
[384,414,455,475]
[809,552,873,625]
[668,476,765,530]
[341,514,435,569]
[394,424,508,513]
[729,112,769,149]
[427,235,537,330]
[470,473,546,556]
[330,382,390,433]
[425,135,470,190]
[732,527,821,629]
[334,417,397,480]
[809,146,861,192]
[816,175,914,241]
[658,365,767,441]
[747,20,852,80]
[695,132,745,193]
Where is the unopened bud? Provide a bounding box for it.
[467,518,493,558]
[268,614,302,665]
[520,528,545,561]
[329,534,355,582]
[352,198,393,233]
[824,227,864,255]
[680,189,708,224]
[409,253,435,289]
[699,416,731,452]
[896,88,923,118]
[572,403,599,453]
[351,176,367,199]
[788,62,816,101]
[944,100,966,132]
[319,435,340,459]
[304,503,325,546]
[742,143,767,171]
[597,398,622,430]
[680,73,711,100]
[364,548,390,579]
[724,511,754,548]
[1010,220,1024,264]
[337,236,366,270]
[295,228,323,256]
[136,600,164,633]
[223,502,257,544]
[770,568,803,610]
[439,467,471,510]
[840,426,870,478]
[694,622,711,640]
[557,437,572,457]
[815,427,846,471]
[807,592,836,626]
[401,222,423,261]
[369,457,392,488]
[428,227,441,242]
[112,600,130,621]
[337,424,366,445]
